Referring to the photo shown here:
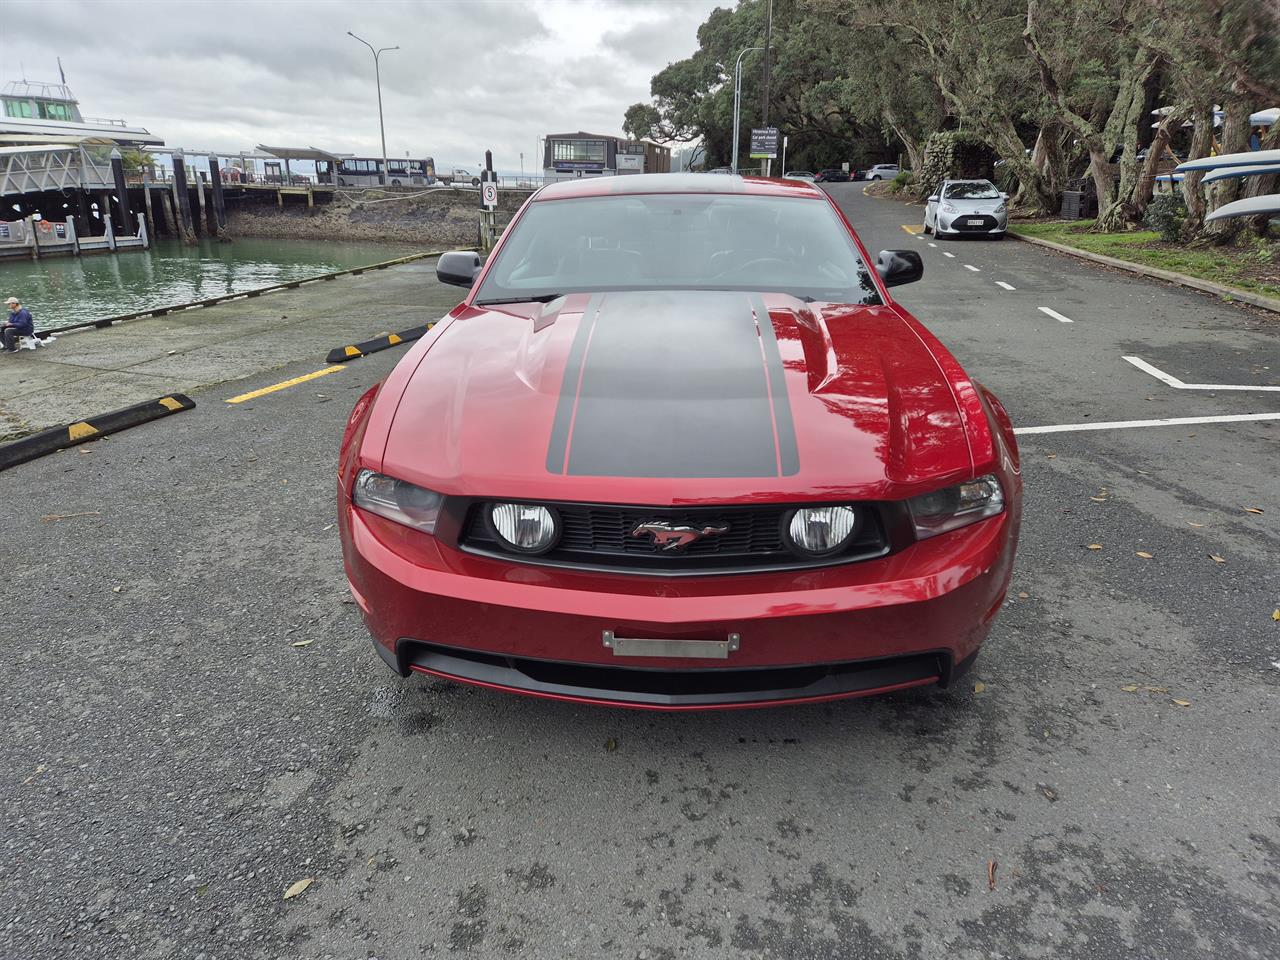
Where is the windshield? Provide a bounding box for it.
[473,194,881,306]
[944,181,1000,199]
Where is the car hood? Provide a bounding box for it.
[943,197,1005,214]
[380,291,974,505]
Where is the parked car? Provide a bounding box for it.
[441,168,482,186]
[783,170,816,182]
[865,164,900,181]
[339,173,1022,710]
[814,168,850,182]
[923,179,1009,239]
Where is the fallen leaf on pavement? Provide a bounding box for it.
[1135,551,1153,559]
[605,738,618,752]
[988,860,997,891]
[1037,783,1058,802]
[1120,684,1139,692]
[291,639,315,648]
[1017,592,1029,599]
[41,511,101,522]
[1209,554,1226,564]
[1243,507,1263,515]
[1186,521,1204,528]
[974,682,986,694]
[1171,699,1191,707]
[1273,610,1280,622]
[283,878,313,900]
[1087,544,1103,551]
[1090,496,1108,503]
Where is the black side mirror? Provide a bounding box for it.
[436,250,482,288]
[1000,191,1010,201]
[875,249,924,288]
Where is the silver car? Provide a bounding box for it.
[865,164,899,180]
[923,179,1009,238]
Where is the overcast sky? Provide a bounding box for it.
[2,0,721,170]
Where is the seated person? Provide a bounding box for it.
[2,296,35,353]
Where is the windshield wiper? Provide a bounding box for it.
[475,293,564,305]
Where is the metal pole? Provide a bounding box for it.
[348,32,399,187]
[731,46,762,174]
[781,135,787,174]
[762,0,773,177]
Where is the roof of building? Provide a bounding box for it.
[534,172,825,201]
[544,131,620,141]
[255,144,344,162]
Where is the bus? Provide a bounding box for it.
[317,157,436,187]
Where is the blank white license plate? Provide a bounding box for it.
[967,218,985,226]
[602,631,740,659]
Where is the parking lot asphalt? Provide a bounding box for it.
[2,185,1277,960]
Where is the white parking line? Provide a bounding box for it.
[1038,306,1074,323]
[995,281,1016,291]
[927,242,937,248]
[1016,412,1280,435]
[963,264,981,272]
[1123,355,1280,392]
[943,252,956,258]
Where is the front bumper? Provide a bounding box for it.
[341,502,1016,710]
[937,211,1007,235]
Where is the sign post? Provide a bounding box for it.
[749,127,779,176]
[781,135,788,175]
[479,153,499,251]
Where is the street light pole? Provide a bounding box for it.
[347,31,399,187]
[731,46,762,174]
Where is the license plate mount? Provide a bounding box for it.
[602,631,740,659]
[967,218,985,226]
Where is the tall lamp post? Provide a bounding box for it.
[347,31,398,186]
[731,46,763,174]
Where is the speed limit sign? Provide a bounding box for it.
[481,181,498,209]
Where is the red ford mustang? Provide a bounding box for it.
[339,174,1021,710]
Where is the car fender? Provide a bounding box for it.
[339,381,383,496]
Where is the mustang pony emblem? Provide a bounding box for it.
[631,521,730,552]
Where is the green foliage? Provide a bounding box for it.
[915,132,989,198]
[1143,192,1187,242]
[890,170,915,194]
[119,149,154,176]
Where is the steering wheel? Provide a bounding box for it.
[714,256,788,280]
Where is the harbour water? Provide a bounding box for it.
[0,237,423,328]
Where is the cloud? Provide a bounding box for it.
[2,0,718,171]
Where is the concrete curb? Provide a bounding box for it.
[326,321,438,364]
[1007,230,1280,314]
[0,394,196,472]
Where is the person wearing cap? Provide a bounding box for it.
[2,296,35,352]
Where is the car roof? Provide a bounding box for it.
[533,173,825,201]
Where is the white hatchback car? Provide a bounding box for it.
[923,179,1009,238]
[865,164,900,180]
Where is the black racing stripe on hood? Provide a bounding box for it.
[751,294,800,476]
[545,294,600,474]
[553,290,793,478]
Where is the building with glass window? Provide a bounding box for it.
[543,132,671,180]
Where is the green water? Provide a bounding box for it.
[0,237,423,328]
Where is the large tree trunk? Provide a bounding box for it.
[1180,103,1215,237]
[1203,96,1253,243]
[1095,48,1160,231]
[1243,121,1280,236]
[883,104,924,180]
[1131,111,1183,219]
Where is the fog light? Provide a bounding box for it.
[488,503,559,554]
[785,506,858,556]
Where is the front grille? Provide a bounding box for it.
[952,214,999,232]
[458,501,889,574]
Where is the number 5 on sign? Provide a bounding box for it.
[481,182,498,209]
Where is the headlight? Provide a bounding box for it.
[941,203,957,214]
[785,505,859,556]
[352,469,444,533]
[994,203,1007,214]
[908,475,1004,539]
[487,502,560,554]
